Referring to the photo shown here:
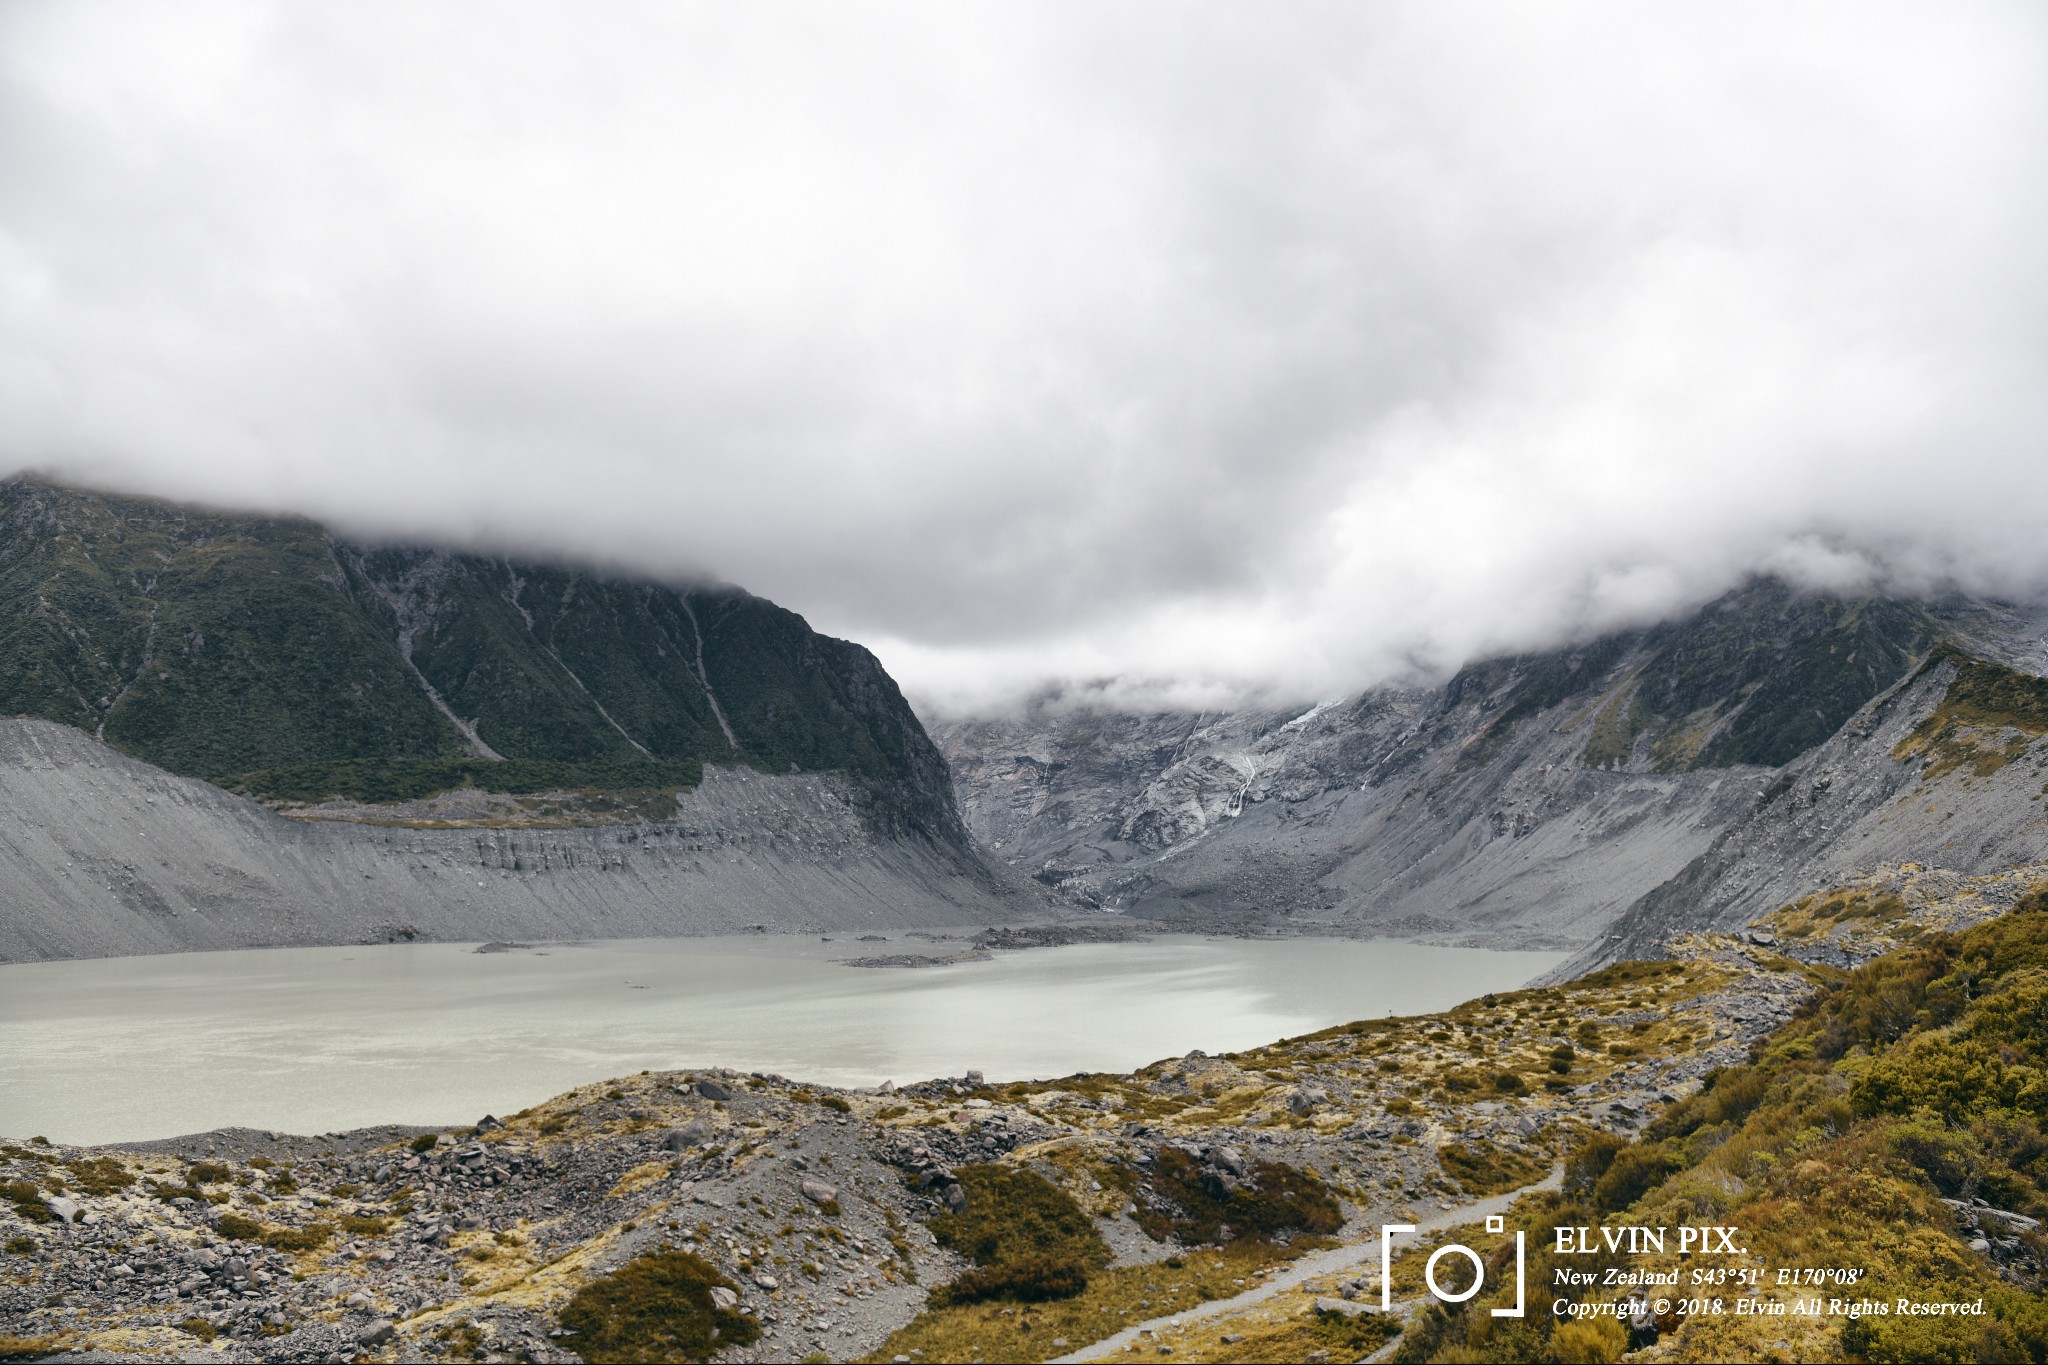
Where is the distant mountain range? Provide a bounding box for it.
[0,478,1028,961]
[8,475,2047,970]
[0,476,961,844]
[936,578,2048,964]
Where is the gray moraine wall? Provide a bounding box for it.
[0,718,1042,963]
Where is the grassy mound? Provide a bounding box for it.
[557,1250,760,1364]
[1132,1147,1343,1245]
[925,1165,1110,1306]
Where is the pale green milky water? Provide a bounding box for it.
[0,935,1563,1145]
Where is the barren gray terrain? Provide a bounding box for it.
[0,718,1041,964]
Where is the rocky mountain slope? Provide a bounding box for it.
[935,580,2048,957]
[0,479,1041,961]
[0,477,961,845]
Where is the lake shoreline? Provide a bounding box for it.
[0,933,1566,1147]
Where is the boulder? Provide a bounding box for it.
[356,1319,396,1347]
[696,1078,734,1102]
[709,1286,739,1310]
[44,1196,80,1224]
[800,1179,839,1205]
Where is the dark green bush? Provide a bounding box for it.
[1132,1148,1342,1245]
[927,1166,1108,1269]
[928,1253,1090,1306]
[1563,1133,1626,1195]
[214,1212,261,1241]
[1591,1144,1683,1213]
[557,1250,759,1363]
[0,1182,51,1224]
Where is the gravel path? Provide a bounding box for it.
[1049,1166,1563,1364]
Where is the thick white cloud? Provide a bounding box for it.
[3,3,2045,713]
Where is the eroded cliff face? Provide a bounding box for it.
[0,718,1036,963]
[935,583,2048,957]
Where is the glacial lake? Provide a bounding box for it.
[0,935,1564,1146]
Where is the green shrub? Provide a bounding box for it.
[214,1212,262,1241]
[1563,1133,1626,1195]
[1131,1148,1342,1245]
[927,1253,1090,1306]
[1886,1119,1987,1199]
[557,1250,760,1363]
[185,1163,230,1185]
[409,1134,440,1154]
[1550,1316,1629,1363]
[927,1166,1109,1270]
[0,1182,51,1225]
[1591,1144,1683,1212]
[259,1222,333,1252]
[1437,1142,1546,1197]
[60,1158,132,1195]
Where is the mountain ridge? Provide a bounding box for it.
[0,477,1047,961]
[935,578,2048,958]
[0,476,962,845]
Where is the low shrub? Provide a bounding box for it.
[214,1212,262,1241]
[1132,1148,1342,1245]
[60,1158,132,1195]
[1590,1144,1682,1213]
[927,1166,1109,1270]
[1437,1142,1546,1197]
[557,1250,759,1363]
[0,1183,51,1225]
[927,1253,1090,1306]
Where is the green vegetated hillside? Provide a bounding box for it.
[0,478,960,839]
[1397,887,2048,1365]
[1456,578,1942,772]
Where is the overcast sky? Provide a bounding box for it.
[5,4,2046,713]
